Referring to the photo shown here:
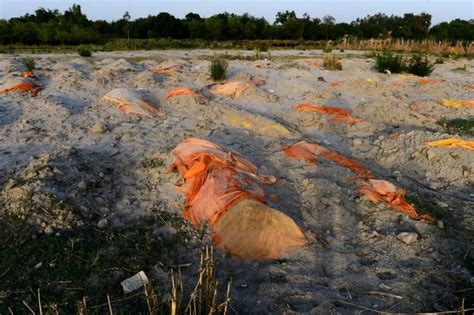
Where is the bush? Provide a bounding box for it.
[322,43,332,53]
[434,56,444,64]
[21,56,35,70]
[375,52,405,73]
[323,54,342,70]
[209,58,228,81]
[78,47,92,57]
[407,54,433,76]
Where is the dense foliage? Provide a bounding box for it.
[375,52,405,73]
[209,58,228,81]
[0,5,472,45]
[374,52,434,76]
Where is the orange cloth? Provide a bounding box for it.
[295,102,363,124]
[0,81,42,97]
[305,60,319,68]
[282,141,434,223]
[425,138,474,150]
[329,81,343,88]
[164,87,201,99]
[21,69,34,78]
[150,65,180,75]
[170,138,308,259]
[418,79,442,85]
[208,81,251,100]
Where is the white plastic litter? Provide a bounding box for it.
[121,271,149,294]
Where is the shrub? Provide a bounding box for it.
[209,58,228,81]
[407,54,434,76]
[374,52,405,73]
[323,54,342,70]
[78,47,92,57]
[322,43,332,53]
[21,56,35,70]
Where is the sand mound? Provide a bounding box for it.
[102,88,165,117]
[358,130,473,188]
[356,99,438,128]
[130,71,165,88]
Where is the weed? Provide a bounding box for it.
[437,118,474,136]
[21,56,35,70]
[322,42,332,53]
[374,52,405,73]
[323,54,342,70]
[141,158,164,169]
[407,54,434,76]
[209,58,228,81]
[78,47,92,57]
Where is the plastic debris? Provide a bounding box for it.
[439,99,474,109]
[0,79,42,97]
[102,88,165,118]
[121,271,149,294]
[295,102,363,124]
[208,81,251,99]
[425,138,474,150]
[282,141,434,223]
[169,138,308,259]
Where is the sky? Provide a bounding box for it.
[0,0,472,25]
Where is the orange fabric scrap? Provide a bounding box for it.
[329,81,343,88]
[21,69,35,78]
[425,138,474,150]
[150,65,180,75]
[465,85,474,90]
[208,81,251,99]
[418,79,443,85]
[170,138,308,259]
[164,87,202,99]
[296,102,363,124]
[282,141,434,223]
[0,81,42,97]
[305,60,319,68]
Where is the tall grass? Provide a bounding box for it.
[338,37,474,56]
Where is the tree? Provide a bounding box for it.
[322,15,335,39]
[123,11,131,41]
[275,10,296,24]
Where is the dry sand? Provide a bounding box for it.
[0,50,473,313]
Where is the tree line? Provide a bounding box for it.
[0,5,472,45]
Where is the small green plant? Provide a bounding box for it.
[322,54,342,70]
[374,52,405,73]
[78,47,92,57]
[437,118,474,136]
[209,58,228,81]
[21,56,35,70]
[407,54,434,76]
